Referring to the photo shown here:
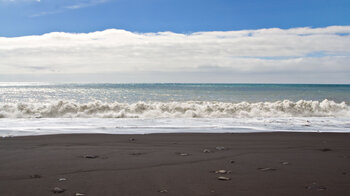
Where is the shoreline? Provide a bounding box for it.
[1,132,350,195]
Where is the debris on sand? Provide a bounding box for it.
[83,155,98,159]
[58,178,67,181]
[75,193,85,196]
[257,167,276,171]
[217,176,231,181]
[52,187,65,194]
[280,161,289,165]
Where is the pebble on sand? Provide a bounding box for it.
[159,189,168,193]
[83,155,98,159]
[30,174,41,179]
[75,193,85,196]
[176,152,189,156]
[280,161,289,165]
[217,176,231,181]
[257,167,276,171]
[203,149,211,153]
[215,170,231,174]
[215,146,226,150]
[317,186,327,191]
[52,187,65,194]
[320,148,332,152]
[129,152,145,156]
[58,178,67,181]
[305,182,327,191]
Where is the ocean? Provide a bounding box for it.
[1,83,350,136]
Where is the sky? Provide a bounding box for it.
[0,0,350,83]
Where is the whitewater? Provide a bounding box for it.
[1,83,350,136]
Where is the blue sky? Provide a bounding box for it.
[1,0,350,37]
[1,0,350,83]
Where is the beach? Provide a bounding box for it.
[2,1,350,194]
[1,132,349,196]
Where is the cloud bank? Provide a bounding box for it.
[1,26,350,83]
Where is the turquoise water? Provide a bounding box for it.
[1,83,350,136]
[1,83,350,103]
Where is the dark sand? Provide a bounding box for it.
[1,133,350,196]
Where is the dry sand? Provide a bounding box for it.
[0,133,350,196]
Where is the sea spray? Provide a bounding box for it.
[0,99,349,118]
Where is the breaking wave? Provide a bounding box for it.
[0,99,349,118]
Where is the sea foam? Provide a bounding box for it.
[0,99,349,118]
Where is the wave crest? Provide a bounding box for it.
[0,99,349,118]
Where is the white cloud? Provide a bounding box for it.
[65,0,108,9]
[0,26,350,83]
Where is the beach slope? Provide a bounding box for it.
[0,133,350,196]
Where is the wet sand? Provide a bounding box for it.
[0,133,350,196]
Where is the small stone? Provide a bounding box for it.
[230,160,235,164]
[75,193,85,196]
[305,182,319,190]
[52,187,65,194]
[203,149,211,153]
[58,178,67,181]
[320,148,332,152]
[129,152,145,156]
[317,186,327,191]
[129,138,135,141]
[217,176,231,181]
[215,170,228,174]
[30,174,41,179]
[257,167,276,171]
[215,146,226,151]
[159,189,168,193]
[305,183,327,191]
[281,161,289,165]
[176,152,189,156]
[83,155,98,159]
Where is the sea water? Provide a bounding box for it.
[1,83,350,136]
